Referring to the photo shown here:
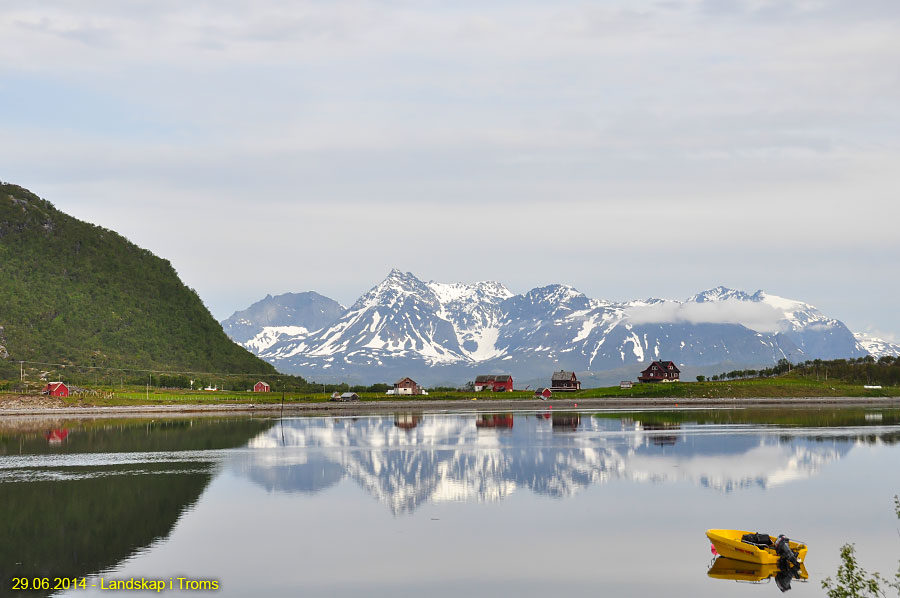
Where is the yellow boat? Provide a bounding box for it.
[706,529,808,565]
[708,557,808,583]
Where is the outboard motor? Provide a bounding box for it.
[774,535,800,567]
[774,566,794,592]
[774,556,803,592]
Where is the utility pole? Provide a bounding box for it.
[20,361,24,382]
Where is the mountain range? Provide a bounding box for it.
[222,270,900,386]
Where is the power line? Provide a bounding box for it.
[13,359,302,379]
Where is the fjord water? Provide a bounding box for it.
[2,409,900,597]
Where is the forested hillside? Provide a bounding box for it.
[0,182,275,379]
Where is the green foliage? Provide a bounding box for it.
[823,496,900,598]
[0,182,275,376]
[696,375,705,382]
[822,544,888,598]
[700,356,900,387]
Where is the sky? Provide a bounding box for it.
[1,0,898,339]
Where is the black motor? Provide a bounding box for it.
[774,534,800,567]
[774,565,799,593]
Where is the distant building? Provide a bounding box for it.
[620,381,633,389]
[393,377,420,396]
[331,392,360,402]
[253,381,271,392]
[42,382,69,397]
[550,370,580,391]
[473,374,514,392]
[533,387,552,400]
[638,361,681,383]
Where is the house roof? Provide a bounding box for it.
[642,360,680,372]
[534,387,551,393]
[551,370,576,381]
[255,381,269,386]
[45,382,67,390]
[493,375,511,382]
[394,377,417,385]
[340,392,359,398]
[474,375,496,383]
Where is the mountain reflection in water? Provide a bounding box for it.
[229,411,887,514]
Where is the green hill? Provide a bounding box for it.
[0,181,275,379]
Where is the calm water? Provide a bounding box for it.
[2,408,900,597]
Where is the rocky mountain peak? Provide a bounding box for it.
[689,286,754,303]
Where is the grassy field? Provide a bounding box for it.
[3,373,898,408]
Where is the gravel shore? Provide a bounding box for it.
[1,394,898,418]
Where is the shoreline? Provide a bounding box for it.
[1,395,899,417]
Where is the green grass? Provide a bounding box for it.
[3,375,898,407]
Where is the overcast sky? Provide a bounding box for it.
[2,0,898,339]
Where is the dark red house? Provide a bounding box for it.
[638,361,681,383]
[253,381,271,392]
[42,382,69,397]
[533,387,552,399]
[550,371,580,391]
[473,374,513,392]
[394,377,420,396]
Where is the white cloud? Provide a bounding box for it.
[625,300,787,333]
[0,0,898,336]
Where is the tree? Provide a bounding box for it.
[822,495,900,597]
[696,375,705,382]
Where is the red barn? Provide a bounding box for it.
[473,374,513,392]
[533,387,552,400]
[638,361,681,383]
[253,381,271,392]
[42,382,69,397]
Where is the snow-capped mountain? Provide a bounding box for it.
[854,333,900,358]
[221,271,873,385]
[220,291,344,348]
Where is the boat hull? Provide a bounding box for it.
[706,529,808,565]
[708,557,809,582]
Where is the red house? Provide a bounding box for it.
[253,381,271,392]
[638,361,681,383]
[533,387,552,399]
[473,374,513,392]
[550,371,580,391]
[42,382,69,397]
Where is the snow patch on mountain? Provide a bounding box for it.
[225,273,878,384]
[854,333,900,357]
[244,325,309,354]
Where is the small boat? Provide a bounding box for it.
[706,529,807,565]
